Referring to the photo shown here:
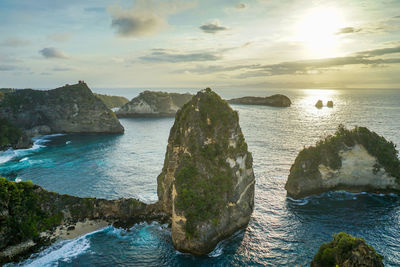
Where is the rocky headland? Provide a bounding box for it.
[157,88,255,255]
[0,88,255,263]
[311,232,383,267]
[116,91,193,117]
[0,82,124,145]
[0,177,166,264]
[227,94,291,107]
[285,125,400,199]
[94,93,129,109]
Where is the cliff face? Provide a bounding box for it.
[116,91,193,117]
[157,88,255,255]
[285,126,400,199]
[94,93,129,109]
[311,232,383,267]
[0,118,31,150]
[228,94,291,107]
[0,178,165,264]
[0,83,124,137]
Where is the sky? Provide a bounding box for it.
[0,0,400,89]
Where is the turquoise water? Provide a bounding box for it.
[2,88,400,266]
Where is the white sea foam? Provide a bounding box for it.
[21,226,107,267]
[0,134,66,165]
[66,141,71,145]
[19,157,29,162]
[15,178,22,182]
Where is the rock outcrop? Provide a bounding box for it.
[0,118,31,151]
[285,125,400,199]
[0,82,124,138]
[116,91,193,117]
[94,93,129,109]
[311,232,383,267]
[0,178,166,264]
[157,88,255,255]
[228,94,291,107]
[315,100,323,108]
[327,100,334,108]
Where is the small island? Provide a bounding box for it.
[311,232,383,267]
[327,100,334,108]
[116,91,193,117]
[285,125,400,199]
[227,94,291,107]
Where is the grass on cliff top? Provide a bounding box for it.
[0,178,63,249]
[312,232,383,266]
[171,88,251,238]
[0,117,22,150]
[289,125,400,181]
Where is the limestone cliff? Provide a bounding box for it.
[285,125,400,198]
[157,88,255,255]
[228,94,291,107]
[116,91,193,117]
[0,178,165,264]
[0,82,124,138]
[311,232,383,267]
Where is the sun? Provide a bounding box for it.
[295,8,345,57]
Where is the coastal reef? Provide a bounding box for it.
[0,82,124,140]
[157,88,255,255]
[94,93,129,109]
[116,91,193,117]
[285,125,400,198]
[311,232,383,267]
[227,94,291,107]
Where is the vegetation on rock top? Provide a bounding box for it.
[312,232,383,267]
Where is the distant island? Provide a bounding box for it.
[227,94,291,107]
[285,125,400,199]
[116,91,193,117]
[0,88,255,263]
[94,93,129,109]
[0,82,124,150]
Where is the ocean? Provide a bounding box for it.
[1,88,400,266]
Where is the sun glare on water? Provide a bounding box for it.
[296,8,345,57]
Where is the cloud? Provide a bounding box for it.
[0,65,17,71]
[199,20,229,34]
[336,27,362,35]
[183,45,400,78]
[84,7,105,13]
[52,67,74,71]
[1,37,31,47]
[234,3,248,9]
[48,33,72,42]
[108,1,196,37]
[39,48,69,59]
[139,49,223,62]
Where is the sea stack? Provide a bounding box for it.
[285,125,400,199]
[315,100,323,108]
[311,232,383,267]
[0,82,124,137]
[327,100,333,108]
[116,91,193,117]
[157,88,255,255]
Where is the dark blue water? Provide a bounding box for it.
[1,88,400,266]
